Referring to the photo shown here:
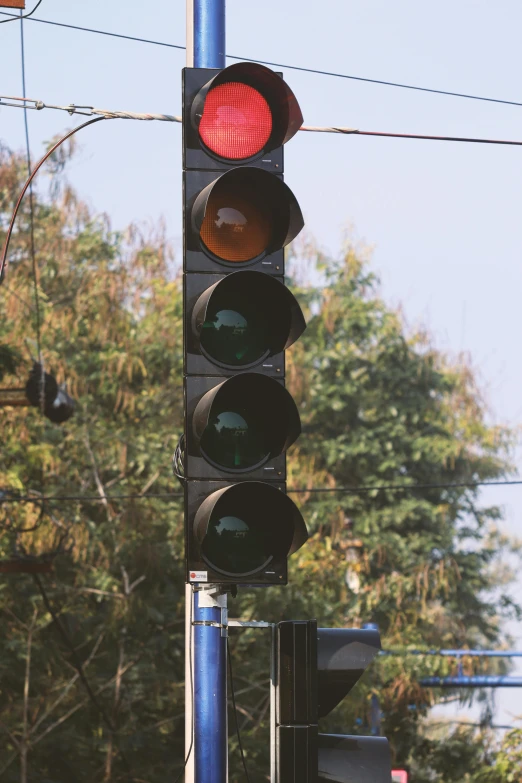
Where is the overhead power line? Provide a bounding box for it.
[0,11,521,110]
[0,94,181,122]
[3,95,522,149]
[2,477,522,505]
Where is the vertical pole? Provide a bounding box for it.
[185,4,226,781]
[270,624,277,783]
[185,584,195,783]
[194,589,228,783]
[193,0,226,69]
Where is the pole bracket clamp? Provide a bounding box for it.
[192,619,228,637]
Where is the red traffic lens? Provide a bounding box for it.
[199,82,272,160]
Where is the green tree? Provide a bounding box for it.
[0,140,519,782]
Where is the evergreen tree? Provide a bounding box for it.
[0,141,519,782]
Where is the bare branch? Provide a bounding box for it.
[29,633,105,737]
[32,658,139,747]
[64,586,126,600]
[1,605,29,630]
[21,608,38,783]
[128,575,146,594]
[139,469,160,497]
[0,750,19,779]
[0,718,21,750]
[84,431,113,521]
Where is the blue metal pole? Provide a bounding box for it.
[420,676,522,687]
[194,590,227,782]
[381,649,522,658]
[186,3,227,781]
[193,0,226,69]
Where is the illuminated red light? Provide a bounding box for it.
[199,82,273,160]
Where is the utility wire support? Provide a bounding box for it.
[0,0,43,25]
[5,94,522,148]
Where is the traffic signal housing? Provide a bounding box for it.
[183,62,303,171]
[275,620,391,782]
[25,363,75,423]
[182,62,307,586]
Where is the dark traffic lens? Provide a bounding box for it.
[200,409,268,470]
[200,293,267,367]
[201,512,269,574]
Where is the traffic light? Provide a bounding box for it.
[182,62,308,586]
[25,363,75,423]
[275,620,391,782]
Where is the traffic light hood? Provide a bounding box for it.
[25,363,75,423]
[191,270,306,370]
[191,167,304,264]
[190,62,303,162]
[318,734,391,783]
[192,372,301,473]
[317,627,382,718]
[193,481,308,577]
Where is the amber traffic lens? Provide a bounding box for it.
[200,182,272,263]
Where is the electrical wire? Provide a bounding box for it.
[300,125,522,146]
[172,434,186,485]
[0,9,185,48]
[0,491,184,503]
[1,11,521,110]
[4,94,522,149]
[173,586,194,783]
[0,0,43,25]
[0,115,107,283]
[0,94,181,122]
[227,638,251,783]
[2,477,522,505]
[287,478,522,494]
[19,12,44,416]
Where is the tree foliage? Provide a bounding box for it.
[0,141,520,781]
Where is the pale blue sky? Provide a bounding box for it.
[1,0,521,730]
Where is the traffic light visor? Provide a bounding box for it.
[193,373,301,473]
[192,271,306,369]
[191,62,303,162]
[192,168,304,264]
[194,482,308,577]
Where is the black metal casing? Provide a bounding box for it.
[185,480,309,586]
[275,621,392,782]
[182,63,307,587]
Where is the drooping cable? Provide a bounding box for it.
[19,12,45,415]
[227,637,251,783]
[1,11,522,110]
[0,116,107,284]
[0,0,43,25]
[172,434,186,485]
[173,586,194,783]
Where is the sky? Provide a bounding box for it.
[1,0,521,733]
